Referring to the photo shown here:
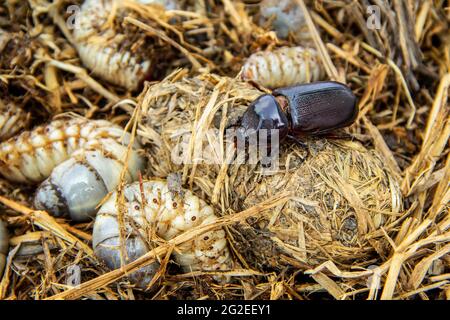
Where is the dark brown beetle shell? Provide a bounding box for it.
[273,81,358,135]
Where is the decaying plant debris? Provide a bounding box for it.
[0,0,448,300]
[137,72,402,275]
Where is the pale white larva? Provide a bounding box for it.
[0,118,145,221]
[0,220,8,279]
[0,98,29,141]
[93,180,233,288]
[73,0,177,90]
[259,0,313,44]
[34,138,145,222]
[240,46,324,88]
[0,118,130,183]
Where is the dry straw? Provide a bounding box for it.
[137,72,403,274]
[0,0,448,300]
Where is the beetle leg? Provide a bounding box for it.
[287,134,308,149]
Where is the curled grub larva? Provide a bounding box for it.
[0,99,29,141]
[0,118,145,221]
[73,0,151,90]
[34,138,145,221]
[0,220,8,278]
[259,0,312,44]
[73,0,175,90]
[241,46,324,89]
[0,118,131,183]
[93,180,233,288]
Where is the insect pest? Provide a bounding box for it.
[237,81,358,147]
[72,0,172,90]
[241,47,324,89]
[259,0,313,44]
[0,118,145,221]
[93,180,233,288]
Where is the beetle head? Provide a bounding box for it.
[237,94,289,145]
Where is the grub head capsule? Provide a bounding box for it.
[93,214,160,289]
[0,219,8,279]
[33,157,111,222]
[273,81,358,135]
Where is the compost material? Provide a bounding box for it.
[0,0,448,300]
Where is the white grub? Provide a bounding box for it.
[93,180,233,288]
[259,0,313,44]
[0,220,8,279]
[0,118,132,183]
[73,0,160,90]
[0,99,29,141]
[34,138,145,221]
[72,0,180,90]
[241,46,324,89]
[0,118,145,222]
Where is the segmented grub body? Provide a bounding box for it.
[241,46,324,89]
[0,118,145,221]
[0,99,29,141]
[93,180,233,287]
[73,0,157,90]
[0,220,8,279]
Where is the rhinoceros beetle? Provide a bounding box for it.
[237,81,358,149]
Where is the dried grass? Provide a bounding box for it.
[0,0,448,300]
